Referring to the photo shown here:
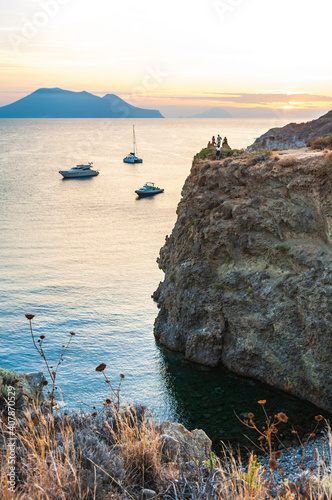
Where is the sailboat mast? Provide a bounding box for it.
[133,125,136,156]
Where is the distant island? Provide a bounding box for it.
[190,107,233,118]
[0,88,164,118]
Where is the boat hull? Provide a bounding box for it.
[123,157,143,164]
[59,171,99,178]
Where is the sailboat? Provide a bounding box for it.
[123,125,143,164]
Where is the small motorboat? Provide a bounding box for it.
[59,162,99,178]
[123,125,143,164]
[135,182,164,198]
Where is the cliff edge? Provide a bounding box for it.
[153,147,332,412]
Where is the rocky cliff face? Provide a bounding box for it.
[153,148,332,412]
[249,110,332,150]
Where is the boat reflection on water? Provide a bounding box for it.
[156,347,328,451]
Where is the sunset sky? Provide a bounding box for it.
[0,0,332,117]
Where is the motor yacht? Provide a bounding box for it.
[59,162,99,178]
[135,182,164,198]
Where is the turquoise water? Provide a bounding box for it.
[0,117,325,445]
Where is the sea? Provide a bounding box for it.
[0,117,325,447]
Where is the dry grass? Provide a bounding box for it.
[1,404,332,499]
[278,156,299,168]
[105,407,166,494]
[0,411,88,500]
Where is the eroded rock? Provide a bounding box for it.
[154,148,332,412]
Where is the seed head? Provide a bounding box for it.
[120,373,125,379]
[25,314,35,320]
[268,458,278,471]
[315,415,323,422]
[258,400,266,405]
[40,335,45,340]
[277,412,288,423]
[248,412,254,420]
[69,332,75,336]
[274,450,283,459]
[96,363,106,372]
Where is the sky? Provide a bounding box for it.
[0,0,332,117]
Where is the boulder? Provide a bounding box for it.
[17,372,46,405]
[159,421,211,462]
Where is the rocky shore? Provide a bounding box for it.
[2,368,331,498]
[153,146,332,413]
[1,368,330,498]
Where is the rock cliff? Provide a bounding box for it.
[249,110,332,150]
[153,148,332,412]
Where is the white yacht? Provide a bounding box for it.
[59,162,99,178]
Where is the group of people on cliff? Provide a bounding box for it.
[209,134,230,159]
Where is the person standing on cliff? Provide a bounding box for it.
[212,136,216,146]
[217,134,222,146]
[216,145,221,159]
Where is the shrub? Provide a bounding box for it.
[0,368,18,396]
[276,243,291,252]
[324,151,332,169]
[308,134,332,150]
[249,149,272,157]
[194,148,242,161]
[278,156,299,167]
[219,148,242,159]
[194,148,216,160]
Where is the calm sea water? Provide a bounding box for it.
[0,117,324,445]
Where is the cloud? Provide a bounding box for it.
[138,92,332,108]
